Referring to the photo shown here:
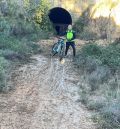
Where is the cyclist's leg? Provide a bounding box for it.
[70,42,76,57]
[65,42,70,56]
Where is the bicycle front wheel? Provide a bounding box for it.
[59,44,65,58]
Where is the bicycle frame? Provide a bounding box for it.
[52,37,66,58]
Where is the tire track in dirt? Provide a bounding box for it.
[0,54,96,129]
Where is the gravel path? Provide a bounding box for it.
[0,54,96,129]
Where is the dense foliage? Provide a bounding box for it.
[80,42,120,69]
[0,0,53,92]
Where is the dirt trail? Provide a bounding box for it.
[0,42,96,129]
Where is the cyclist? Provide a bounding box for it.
[65,24,76,57]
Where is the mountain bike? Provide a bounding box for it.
[52,37,66,61]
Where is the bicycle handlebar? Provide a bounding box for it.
[58,37,65,40]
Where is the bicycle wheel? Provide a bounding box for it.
[52,43,58,56]
[59,43,65,59]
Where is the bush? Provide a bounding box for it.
[99,101,120,129]
[81,43,102,57]
[0,0,51,93]
[87,99,106,111]
[78,42,120,69]
[0,35,32,55]
[0,0,54,40]
[100,44,120,68]
[0,57,9,92]
[75,41,120,129]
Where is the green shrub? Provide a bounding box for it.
[0,57,9,92]
[99,101,120,129]
[0,34,41,60]
[79,89,89,105]
[78,42,120,69]
[75,41,120,129]
[0,16,11,36]
[81,43,102,57]
[0,35,31,54]
[87,99,106,111]
[0,0,51,93]
[100,44,120,68]
[0,0,53,39]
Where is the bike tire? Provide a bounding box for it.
[59,44,65,58]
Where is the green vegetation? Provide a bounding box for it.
[74,4,120,128]
[79,42,120,69]
[0,57,9,92]
[75,41,120,129]
[0,0,53,92]
[1,1,120,128]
